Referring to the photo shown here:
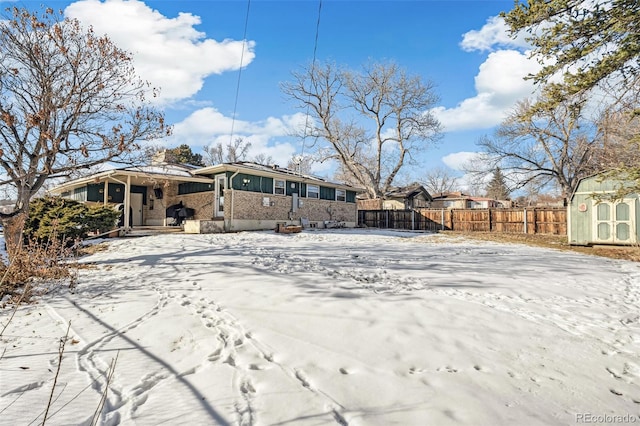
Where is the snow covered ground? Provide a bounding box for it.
[1,229,640,425]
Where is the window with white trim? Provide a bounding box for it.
[274,179,285,195]
[307,184,319,199]
[336,189,346,202]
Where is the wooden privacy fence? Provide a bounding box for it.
[358,208,567,235]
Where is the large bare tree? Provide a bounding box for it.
[472,91,603,200]
[282,61,441,199]
[0,7,169,256]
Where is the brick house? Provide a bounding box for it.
[49,158,361,233]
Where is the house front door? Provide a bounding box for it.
[214,174,226,218]
[131,193,144,226]
[593,199,636,244]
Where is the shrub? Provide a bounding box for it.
[24,197,119,243]
[0,235,76,301]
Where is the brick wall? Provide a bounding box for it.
[143,184,214,225]
[227,189,356,223]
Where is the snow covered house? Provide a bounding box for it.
[568,174,639,245]
[49,159,361,234]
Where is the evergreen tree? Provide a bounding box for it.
[167,144,205,166]
[485,168,510,200]
[503,0,640,108]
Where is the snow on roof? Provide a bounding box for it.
[123,163,196,178]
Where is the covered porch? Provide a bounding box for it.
[49,165,215,233]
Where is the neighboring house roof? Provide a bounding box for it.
[384,184,432,201]
[194,162,364,192]
[431,191,472,200]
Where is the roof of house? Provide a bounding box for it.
[431,191,472,200]
[194,162,364,192]
[50,161,365,195]
[49,163,214,195]
[384,184,432,201]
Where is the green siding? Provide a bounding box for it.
[108,184,125,203]
[261,176,274,193]
[87,184,102,202]
[228,173,273,193]
[569,175,640,244]
[219,169,360,202]
[179,182,213,195]
[286,181,300,196]
[320,186,335,200]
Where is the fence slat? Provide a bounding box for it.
[358,207,567,235]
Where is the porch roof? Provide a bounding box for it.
[49,166,214,195]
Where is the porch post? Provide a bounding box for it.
[104,180,109,206]
[124,175,131,230]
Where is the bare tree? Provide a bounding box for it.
[204,137,251,165]
[473,91,602,200]
[0,7,168,257]
[422,166,459,195]
[287,154,315,175]
[253,153,274,166]
[282,61,442,199]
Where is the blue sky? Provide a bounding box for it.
[9,0,539,187]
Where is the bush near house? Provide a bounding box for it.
[24,197,120,243]
[1,198,119,300]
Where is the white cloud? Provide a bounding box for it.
[433,49,540,132]
[460,15,529,52]
[64,0,255,103]
[441,151,482,171]
[164,107,307,164]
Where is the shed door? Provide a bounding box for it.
[593,199,636,243]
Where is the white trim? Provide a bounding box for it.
[307,184,319,199]
[274,178,285,195]
[214,174,226,218]
[592,199,636,243]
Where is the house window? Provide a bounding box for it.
[274,179,285,195]
[336,189,346,202]
[307,184,319,199]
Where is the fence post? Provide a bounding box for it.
[450,209,454,230]
[411,210,415,231]
[386,210,389,229]
[441,209,445,230]
[488,208,492,232]
[523,207,528,234]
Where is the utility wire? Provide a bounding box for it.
[300,0,323,172]
[229,0,252,146]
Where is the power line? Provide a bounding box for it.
[229,0,252,146]
[300,0,323,170]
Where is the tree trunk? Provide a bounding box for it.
[2,212,27,262]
